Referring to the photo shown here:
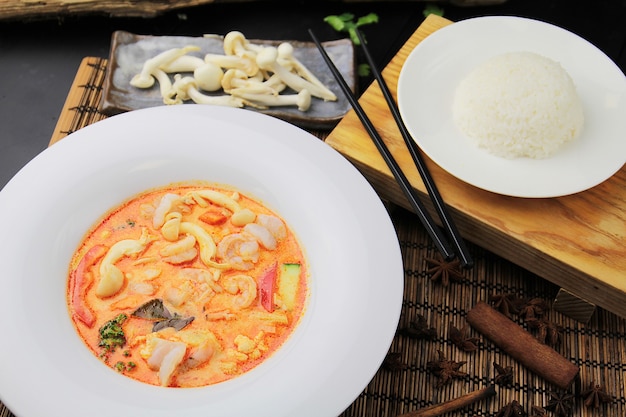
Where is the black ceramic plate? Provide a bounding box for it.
[100,30,355,129]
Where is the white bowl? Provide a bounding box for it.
[0,105,403,417]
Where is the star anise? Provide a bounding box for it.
[449,323,479,352]
[488,293,523,317]
[399,314,437,340]
[424,254,464,286]
[496,400,526,417]
[518,297,548,321]
[493,361,514,386]
[426,349,467,387]
[580,381,613,408]
[526,318,563,346]
[530,405,548,417]
[545,391,574,417]
[381,352,405,372]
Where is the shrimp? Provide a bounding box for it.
[241,214,286,250]
[145,338,187,386]
[153,193,181,229]
[255,214,286,240]
[159,233,198,264]
[243,223,276,250]
[216,233,259,270]
[221,274,257,309]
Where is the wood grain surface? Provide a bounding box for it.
[0,0,217,20]
[325,14,626,318]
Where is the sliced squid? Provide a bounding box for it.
[179,222,228,268]
[95,228,153,298]
[189,189,241,213]
[185,189,256,226]
[161,212,183,241]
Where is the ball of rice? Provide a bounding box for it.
[452,51,584,159]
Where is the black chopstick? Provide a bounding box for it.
[353,28,473,268]
[308,29,456,262]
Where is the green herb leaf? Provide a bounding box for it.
[324,12,379,46]
[114,360,137,373]
[98,313,128,352]
[132,298,194,332]
[423,4,444,17]
[357,63,371,77]
[336,12,355,22]
[153,316,195,332]
[323,15,348,31]
[132,298,172,321]
[355,13,379,27]
[347,27,360,45]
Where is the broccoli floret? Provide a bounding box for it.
[98,313,128,352]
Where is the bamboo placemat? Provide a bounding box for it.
[2,56,625,417]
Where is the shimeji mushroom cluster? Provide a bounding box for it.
[130,31,337,111]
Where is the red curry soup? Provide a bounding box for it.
[67,183,308,387]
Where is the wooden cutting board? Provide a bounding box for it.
[325,14,626,318]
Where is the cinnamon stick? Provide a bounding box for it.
[397,385,496,417]
[467,301,579,389]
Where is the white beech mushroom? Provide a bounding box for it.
[193,62,224,92]
[277,42,336,100]
[131,45,201,89]
[256,46,337,101]
[159,54,205,73]
[203,53,258,77]
[130,32,336,112]
[221,69,285,95]
[171,75,244,107]
[232,89,312,111]
[153,69,178,104]
[222,30,264,58]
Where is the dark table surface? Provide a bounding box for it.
[1,2,626,417]
[1,0,625,191]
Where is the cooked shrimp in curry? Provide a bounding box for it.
[67,183,308,387]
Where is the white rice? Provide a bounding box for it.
[452,51,584,159]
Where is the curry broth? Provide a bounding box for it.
[67,183,308,387]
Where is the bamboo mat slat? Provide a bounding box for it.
[2,54,625,417]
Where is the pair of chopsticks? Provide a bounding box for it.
[309,28,473,268]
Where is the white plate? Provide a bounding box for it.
[397,16,626,198]
[0,106,403,417]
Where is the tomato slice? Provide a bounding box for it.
[69,244,107,327]
[259,262,277,313]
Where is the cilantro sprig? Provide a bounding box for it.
[323,12,379,76]
[323,12,379,46]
